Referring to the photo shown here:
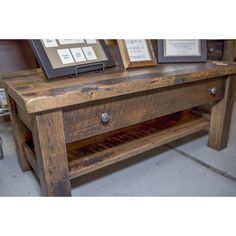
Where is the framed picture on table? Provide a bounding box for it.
[117,39,157,69]
[157,40,207,63]
[29,39,115,80]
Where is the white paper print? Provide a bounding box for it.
[82,46,97,60]
[125,40,151,62]
[57,49,75,64]
[85,39,97,44]
[164,40,200,56]
[42,39,58,48]
[58,39,85,45]
[70,47,87,62]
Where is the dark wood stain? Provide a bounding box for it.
[81,86,99,93]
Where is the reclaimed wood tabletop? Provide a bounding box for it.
[1,61,236,114]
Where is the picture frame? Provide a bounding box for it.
[117,39,157,69]
[157,40,207,63]
[29,40,115,80]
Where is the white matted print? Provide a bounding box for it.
[57,49,75,64]
[58,39,85,45]
[125,40,151,62]
[82,46,97,60]
[70,47,87,62]
[43,39,58,48]
[164,40,201,57]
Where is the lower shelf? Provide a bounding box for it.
[67,111,209,179]
[22,111,209,180]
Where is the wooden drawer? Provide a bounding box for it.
[63,78,225,143]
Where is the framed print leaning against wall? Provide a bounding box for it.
[117,39,157,69]
[157,40,207,63]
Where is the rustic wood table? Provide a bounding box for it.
[1,61,236,196]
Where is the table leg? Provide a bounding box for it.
[208,75,236,150]
[6,94,31,171]
[33,109,71,196]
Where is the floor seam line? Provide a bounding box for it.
[165,144,236,183]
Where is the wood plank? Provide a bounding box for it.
[0,68,41,81]
[207,40,224,61]
[68,114,209,179]
[222,40,236,101]
[223,40,236,62]
[32,109,71,196]
[16,103,33,130]
[208,75,236,150]
[2,61,236,113]
[6,94,31,171]
[64,78,225,143]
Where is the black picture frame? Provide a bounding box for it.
[157,40,207,63]
[29,40,115,80]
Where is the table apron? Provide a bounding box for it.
[63,77,225,143]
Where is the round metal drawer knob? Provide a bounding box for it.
[101,112,110,124]
[208,87,217,95]
[209,47,214,53]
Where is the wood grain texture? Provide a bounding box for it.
[2,60,236,114]
[64,78,225,143]
[32,110,71,196]
[223,40,236,62]
[68,113,209,179]
[0,68,42,88]
[208,75,236,150]
[6,94,31,171]
[17,103,33,129]
[207,40,224,61]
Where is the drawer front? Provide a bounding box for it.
[63,78,225,143]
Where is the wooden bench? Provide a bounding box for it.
[1,48,236,196]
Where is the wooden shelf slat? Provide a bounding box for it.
[68,112,209,179]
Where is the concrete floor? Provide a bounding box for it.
[0,103,236,196]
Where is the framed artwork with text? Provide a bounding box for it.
[117,39,157,69]
[29,39,115,80]
[157,40,207,63]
